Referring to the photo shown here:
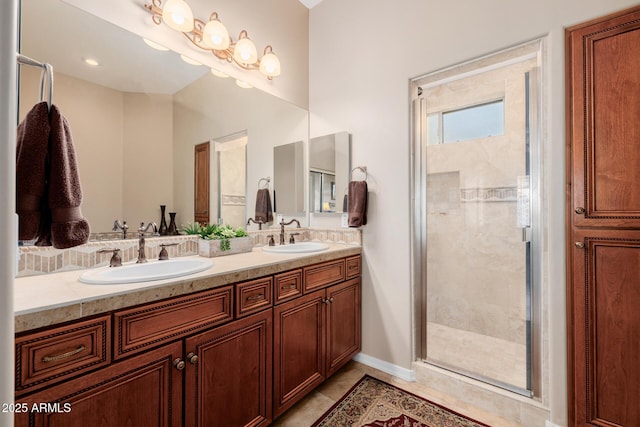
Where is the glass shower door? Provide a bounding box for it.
[419,50,540,395]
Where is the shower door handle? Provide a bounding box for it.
[521,227,532,243]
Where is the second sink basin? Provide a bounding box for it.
[262,242,329,254]
[80,258,212,284]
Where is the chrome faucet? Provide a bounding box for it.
[112,219,128,239]
[279,219,301,245]
[136,222,158,263]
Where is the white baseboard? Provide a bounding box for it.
[353,353,416,382]
[546,421,563,427]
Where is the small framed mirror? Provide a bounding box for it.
[309,132,351,213]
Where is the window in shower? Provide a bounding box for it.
[413,40,543,397]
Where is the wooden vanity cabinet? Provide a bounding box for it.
[15,341,183,427]
[273,276,361,417]
[14,253,361,427]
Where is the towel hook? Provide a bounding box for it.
[258,176,271,189]
[350,166,367,181]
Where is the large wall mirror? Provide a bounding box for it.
[308,132,351,213]
[18,0,309,235]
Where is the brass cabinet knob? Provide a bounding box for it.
[187,352,199,365]
[575,241,585,249]
[174,358,186,370]
[575,207,586,214]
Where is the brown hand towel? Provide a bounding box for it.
[16,101,50,241]
[255,188,273,223]
[348,180,368,227]
[47,105,90,249]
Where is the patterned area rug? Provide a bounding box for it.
[312,375,490,427]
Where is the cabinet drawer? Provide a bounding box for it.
[274,269,303,304]
[236,277,273,318]
[346,255,361,279]
[15,315,110,396]
[303,259,346,293]
[114,286,233,359]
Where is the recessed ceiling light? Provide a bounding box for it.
[143,38,169,51]
[84,58,100,66]
[180,54,201,66]
[210,69,229,78]
[235,79,252,89]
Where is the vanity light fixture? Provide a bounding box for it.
[145,0,281,79]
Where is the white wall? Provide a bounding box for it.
[308,1,640,425]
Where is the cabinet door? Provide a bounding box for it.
[567,6,640,228]
[15,341,183,427]
[184,309,272,427]
[326,278,361,377]
[273,290,325,418]
[570,230,640,426]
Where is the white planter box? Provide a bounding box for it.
[198,236,254,257]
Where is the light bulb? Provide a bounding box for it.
[162,0,194,32]
[233,34,258,65]
[202,19,230,50]
[259,52,281,77]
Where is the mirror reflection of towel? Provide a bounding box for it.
[255,188,273,223]
[348,181,368,227]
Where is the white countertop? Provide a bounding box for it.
[14,243,361,333]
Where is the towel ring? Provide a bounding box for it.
[258,177,271,189]
[350,166,367,181]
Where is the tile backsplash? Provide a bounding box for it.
[16,228,361,278]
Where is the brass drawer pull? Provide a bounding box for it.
[575,241,585,249]
[574,207,585,214]
[281,284,297,290]
[41,345,86,363]
[246,294,265,301]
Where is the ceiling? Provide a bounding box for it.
[298,0,324,9]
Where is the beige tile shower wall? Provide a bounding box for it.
[424,59,534,345]
[16,229,361,277]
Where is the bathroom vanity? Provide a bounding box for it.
[13,245,361,426]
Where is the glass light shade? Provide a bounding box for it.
[143,38,169,51]
[235,79,253,89]
[233,36,258,65]
[162,0,194,32]
[210,69,229,78]
[259,52,281,77]
[202,19,230,50]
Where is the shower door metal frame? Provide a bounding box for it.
[410,39,544,398]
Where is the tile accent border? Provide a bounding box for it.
[16,228,362,278]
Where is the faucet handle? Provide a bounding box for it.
[289,233,300,244]
[158,243,179,260]
[266,235,275,246]
[97,248,122,267]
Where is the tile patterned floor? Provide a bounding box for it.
[272,361,521,426]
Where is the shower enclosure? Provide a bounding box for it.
[413,41,543,396]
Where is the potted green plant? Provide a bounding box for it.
[182,222,253,257]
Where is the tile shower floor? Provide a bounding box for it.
[273,361,521,426]
[426,322,527,390]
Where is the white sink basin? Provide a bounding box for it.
[80,258,212,284]
[262,242,329,254]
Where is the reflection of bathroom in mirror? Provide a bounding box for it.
[309,132,351,213]
[213,133,247,228]
[273,141,305,215]
[18,0,309,236]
